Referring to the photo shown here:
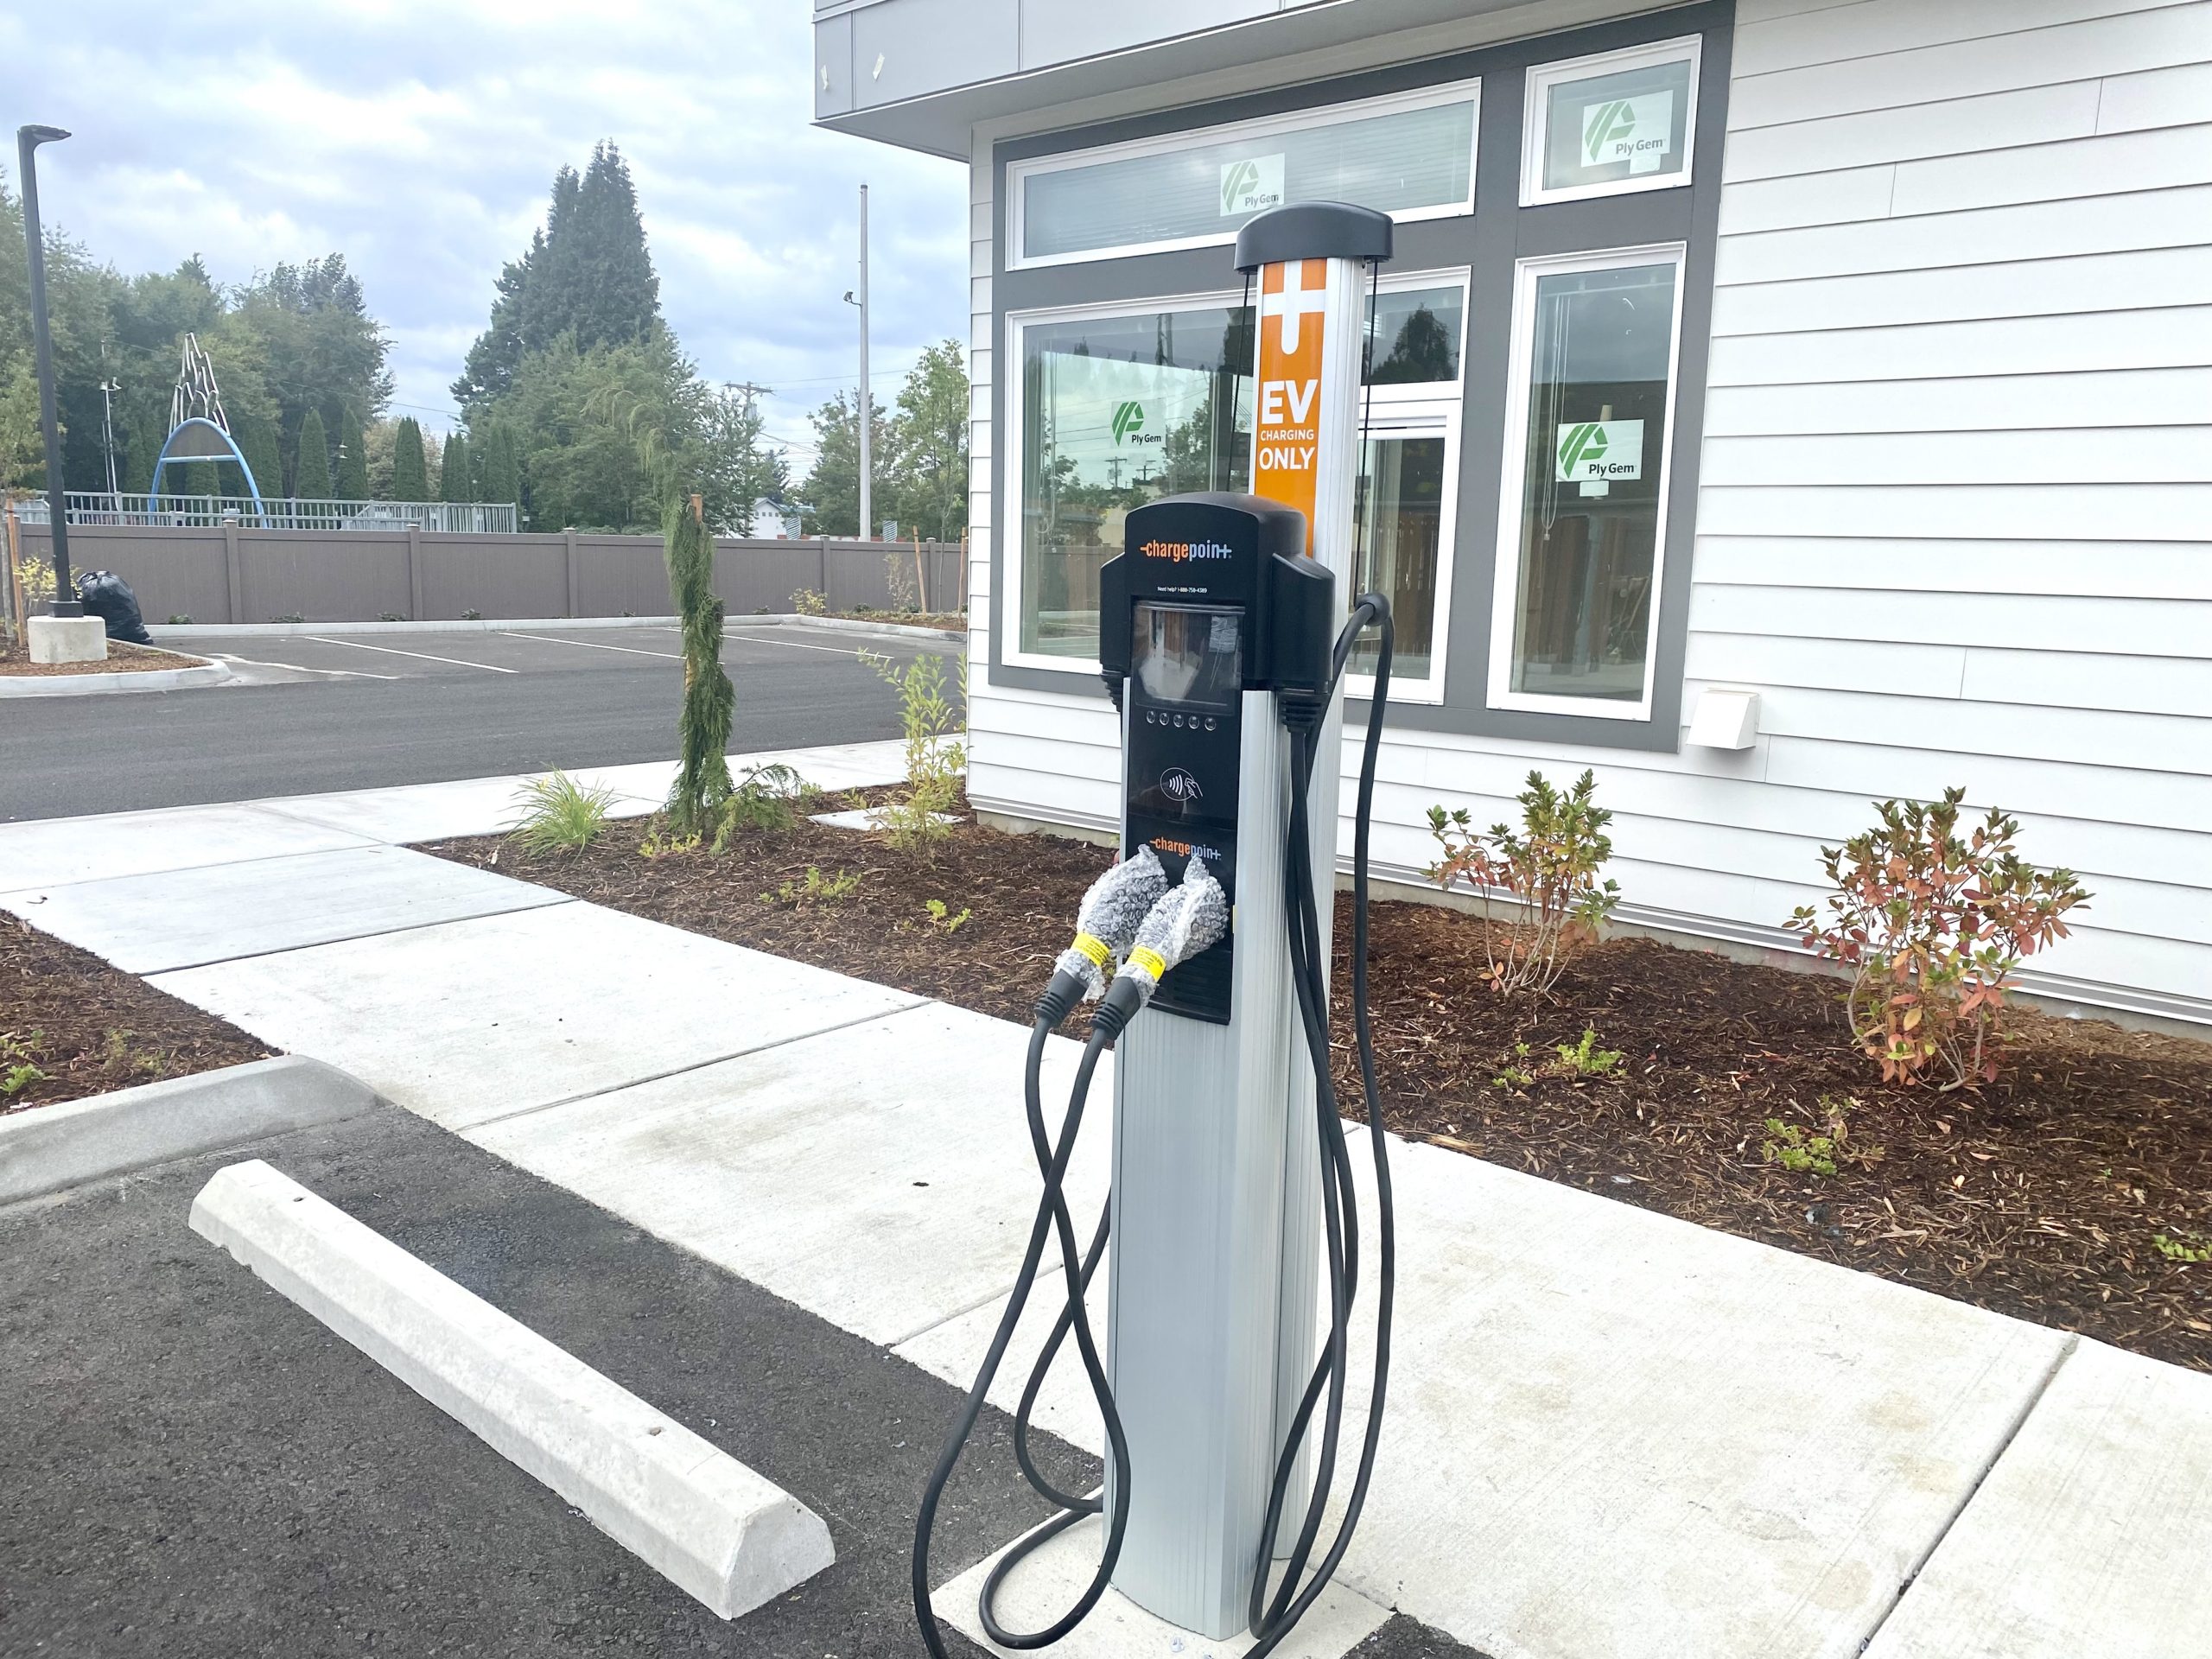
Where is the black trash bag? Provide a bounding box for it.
[74,569,152,645]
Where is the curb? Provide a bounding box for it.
[189,1160,836,1619]
[0,1055,378,1205]
[0,659,231,698]
[728,613,968,644]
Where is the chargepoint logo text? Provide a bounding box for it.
[1112,401,1144,445]
[1140,539,1234,564]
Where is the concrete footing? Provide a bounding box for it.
[28,613,107,664]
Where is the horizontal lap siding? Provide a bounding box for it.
[961,0,2212,1020]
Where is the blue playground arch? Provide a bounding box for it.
[148,416,270,527]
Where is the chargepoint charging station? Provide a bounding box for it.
[915,202,1400,1657]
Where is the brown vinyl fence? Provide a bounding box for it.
[11,523,966,627]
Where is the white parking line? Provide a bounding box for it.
[739,634,906,658]
[305,637,518,674]
[498,630,680,660]
[207,652,401,682]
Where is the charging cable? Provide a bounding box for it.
[912,601,1394,1658]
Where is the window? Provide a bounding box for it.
[1490,246,1685,719]
[1007,298,1253,665]
[1350,275,1466,698]
[1011,81,1478,269]
[1522,38,1700,206]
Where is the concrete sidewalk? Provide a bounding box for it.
[5,745,2209,1659]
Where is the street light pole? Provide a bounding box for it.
[17,124,81,615]
[857,182,871,542]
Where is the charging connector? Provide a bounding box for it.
[1092,858,1230,1039]
[1035,845,1170,1027]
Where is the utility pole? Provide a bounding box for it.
[99,377,120,501]
[842,183,872,541]
[17,124,80,614]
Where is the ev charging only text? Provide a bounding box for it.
[1256,376,1319,474]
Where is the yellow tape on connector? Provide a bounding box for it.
[1128,945,1168,984]
[1071,932,1112,971]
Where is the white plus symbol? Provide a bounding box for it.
[1260,261,1330,354]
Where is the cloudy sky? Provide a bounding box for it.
[1,0,970,467]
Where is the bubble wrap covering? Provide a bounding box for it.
[1118,855,1230,993]
[1053,844,1169,1001]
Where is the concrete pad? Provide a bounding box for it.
[189,1158,834,1618]
[467,1001,1111,1346]
[1863,1338,2212,1659]
[149,902,920,1130]
[3,845,572,973]
[257,773,659,846]
[0,1056,378,1205]
[933,1513,1389,1658]
[0,802,372,891]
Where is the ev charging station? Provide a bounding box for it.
[915,202,1401,1657]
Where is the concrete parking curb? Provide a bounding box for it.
[0,660,231,698]
[188,1159,836,1619]
[0,1055,378,1205]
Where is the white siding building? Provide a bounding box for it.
[815,0,2212,1029]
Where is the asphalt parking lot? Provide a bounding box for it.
[0,624,960,823]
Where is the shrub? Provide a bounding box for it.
[1552,1028,1623,1077]
[711,762,818,846]
[1426,769,1620,997]
[860,647,967,854]
[885,550,919,613]
[667,494,734,835]
[461,607,484,621]
[791,588,828,617]
[379,611,409,622]
[1788,788,2089,1090]
[167,613,192,626]
[270,613,305,625]
[508,769,620,854]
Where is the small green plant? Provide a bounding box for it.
[1492,1042,1536,1090]
[764,866,861,908]
[270,612,305,625]
[1427,770,1621,999]
[1,1029,46,1100]
[637,824,702,858]
[791,587,828,617]
[461,607,484,621]
[508,770,621,855]
[2153,1230,2212,1264]
[378,611,409,622]
[924,898,972,933]
[712,762,818,846]
[1789,787,2090,1090]
[885,549,919,613]
[1762,1097,1882,1179]
[860,647,968,855]
[1764,1119,1839,1178]
[1552,1028,1624,1077]
[167,613,192,626]
[100,1028,168,1079]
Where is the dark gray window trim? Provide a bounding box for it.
[987,0,1733,754]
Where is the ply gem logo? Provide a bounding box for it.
[1111,400,1145,445]
[1558,421,1609,474]
[1583,99,1637,165]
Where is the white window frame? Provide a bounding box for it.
[1520,36,1701,207]
[1007,78,1481,272]
[1347,267,1470,706]
[1487,242,1688,722]
[1001,288,1249,675]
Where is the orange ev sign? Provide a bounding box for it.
[1251,257,1330,556]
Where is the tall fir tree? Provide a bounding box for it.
[798,390,886,537]
[293,408,332,498]
[335,407,370,499]
[437,429,470,501]
[664,493,733,834]
[391,416,429,500]
[478,423,519,508]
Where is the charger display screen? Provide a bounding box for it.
[1133,602,1242,714]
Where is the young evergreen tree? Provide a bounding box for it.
[293,408,332,498]
[664,492,734,834]
[478,423,519,510]
[335,407,370,499]
[391,416,429,500]
[437,429,471,501]
[234,408,283,505]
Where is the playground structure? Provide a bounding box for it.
[149,334,269,525]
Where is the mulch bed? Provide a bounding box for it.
[2,916,273,1114]
[425,804,2212,1374]
[0,639,207,677]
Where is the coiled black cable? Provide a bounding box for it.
[912,597,1395,1657]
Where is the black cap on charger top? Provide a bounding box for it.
[1232,201,1395,273]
